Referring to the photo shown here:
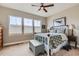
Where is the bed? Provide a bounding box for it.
[29,25,69,56]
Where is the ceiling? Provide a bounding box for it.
[0,3,78,17]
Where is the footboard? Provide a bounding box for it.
[34,33,51,56]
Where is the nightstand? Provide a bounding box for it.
[67,36,77,48]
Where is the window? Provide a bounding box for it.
[34,20,41,33]
[24,18,33,33]
[10,16,22,25]
[9,16,22,34]
[9,16,42,35]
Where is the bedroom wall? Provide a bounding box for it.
[47,4,79,29]
[47,4,79,45]
[0,6,46,46]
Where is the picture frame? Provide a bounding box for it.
[53,17,66,26]
[42,25,46,29]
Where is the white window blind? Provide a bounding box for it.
[24,18,33,33]
[34,20,41,33]
[9,16,22,34]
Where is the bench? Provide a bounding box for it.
[29,40,44,56]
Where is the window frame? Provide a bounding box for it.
[9,15,42,35]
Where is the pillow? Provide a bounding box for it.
[56,27,65,33]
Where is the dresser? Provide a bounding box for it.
[0,26,3,49]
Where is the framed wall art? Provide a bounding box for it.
[53,17,66,26]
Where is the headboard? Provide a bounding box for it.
[49,25,69,35]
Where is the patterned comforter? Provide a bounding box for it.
[49,35,66,49]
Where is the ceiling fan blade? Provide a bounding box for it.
[44,4,54,7]
[32,5,40,7]
[43,8,47,12]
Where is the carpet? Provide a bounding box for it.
[0,43,79,56]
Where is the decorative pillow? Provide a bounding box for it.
[54,27,65,33]
[49,26,68,34]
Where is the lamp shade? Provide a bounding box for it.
[69,24,73,29]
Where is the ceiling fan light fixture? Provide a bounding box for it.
[32,3,54,12]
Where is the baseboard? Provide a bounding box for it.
[4,40,30,47]
[4,40,79,48]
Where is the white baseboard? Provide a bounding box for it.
[4,40,79,49]
[4,40,30,47]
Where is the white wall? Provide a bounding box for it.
[47,5,79,45]
[47,5,79,29]
[0,6,46,45]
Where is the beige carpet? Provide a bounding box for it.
[0,43,79,56]
[0,43,34,56]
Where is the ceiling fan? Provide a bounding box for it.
[32,3,54,12]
